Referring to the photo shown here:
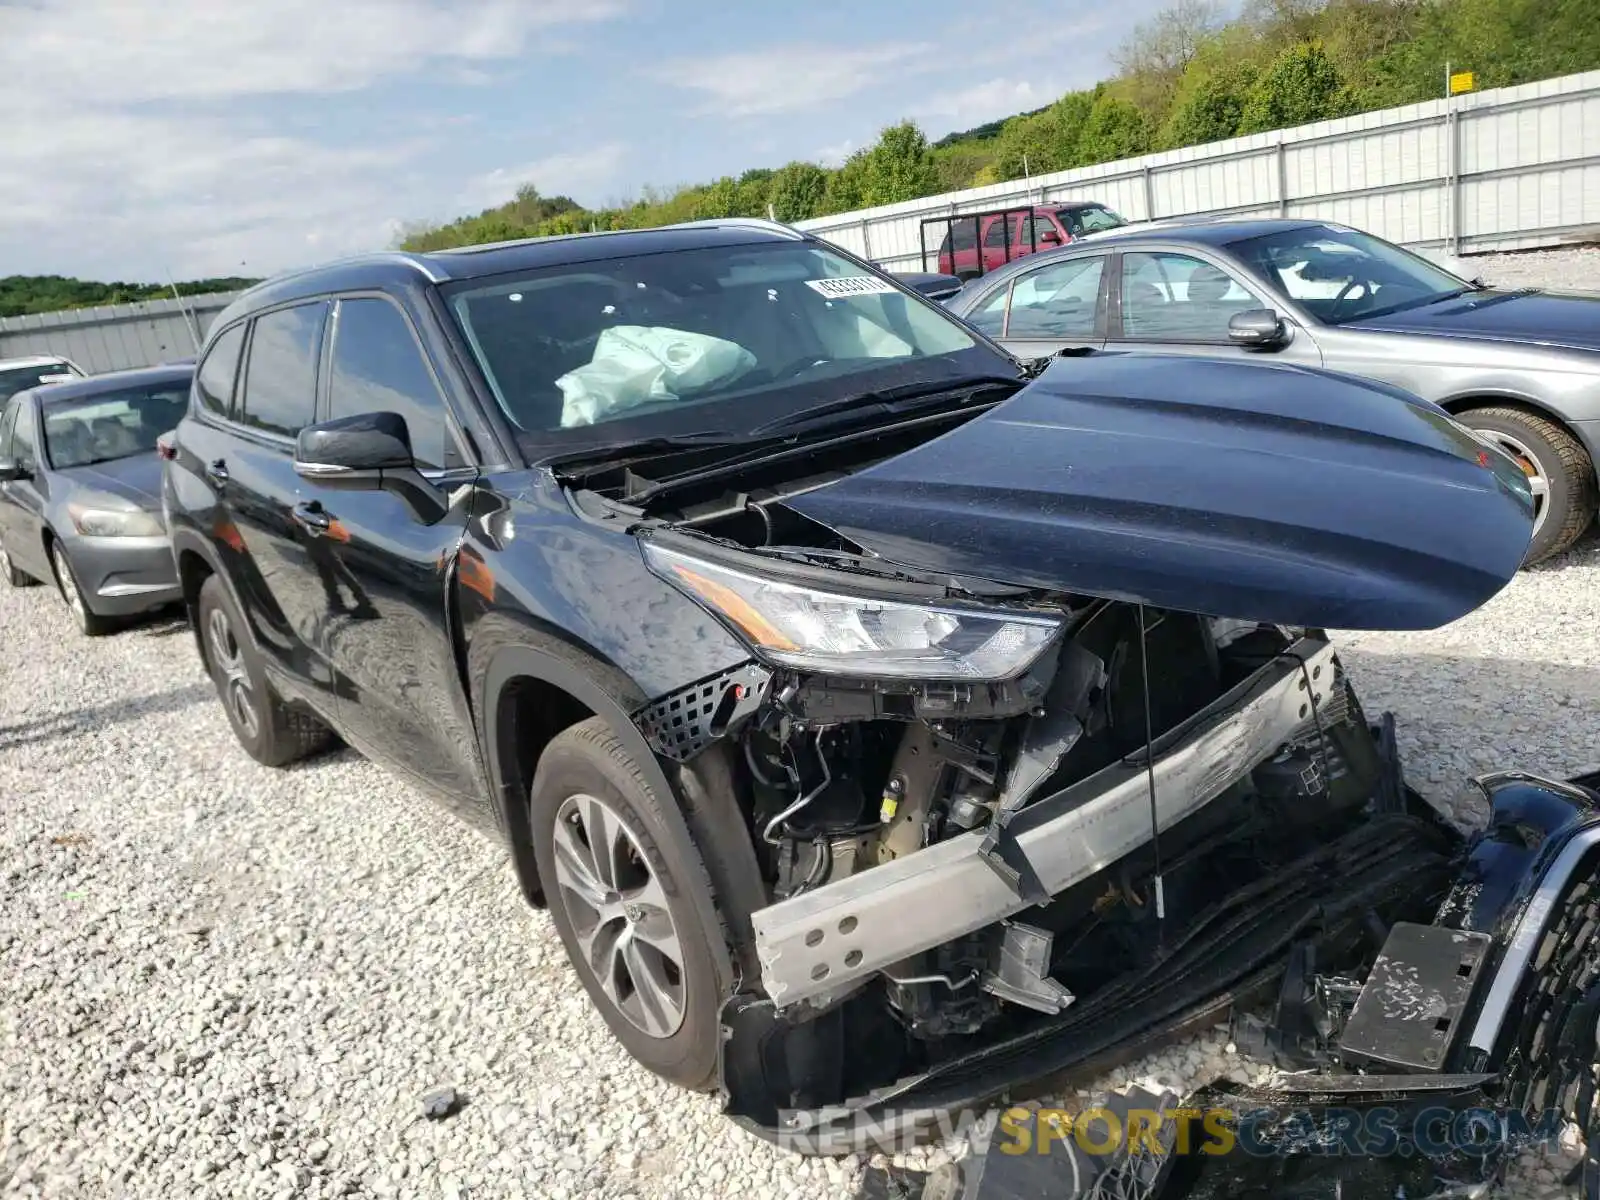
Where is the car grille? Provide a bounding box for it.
[1498,842,1600,1149]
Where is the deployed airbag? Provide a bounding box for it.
[557,325,755,427]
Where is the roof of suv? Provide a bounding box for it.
[217,219,811,326]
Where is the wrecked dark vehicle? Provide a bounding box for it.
[160,219,1595,1190]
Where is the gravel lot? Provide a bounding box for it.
[4,245,1600,1200]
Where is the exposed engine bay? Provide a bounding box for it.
[557,367,1596,1193]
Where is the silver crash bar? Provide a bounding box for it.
[751,638,1338,1009]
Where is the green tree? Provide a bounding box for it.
[820,149,870,215]
[768,161,829,222]
[690,177,741,220]
[861,121,937,206]
[1160,61,1259,147]
[993,91,1094,178]
[1077,90,1154,164]
[1239,41,1346,133]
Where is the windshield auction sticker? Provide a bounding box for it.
[804,276,902,298]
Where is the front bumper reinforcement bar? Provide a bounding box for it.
[750,637,1338,1009]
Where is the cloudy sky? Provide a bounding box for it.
[2,0,1172,282]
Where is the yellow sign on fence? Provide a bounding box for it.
[1450,71,1476,95]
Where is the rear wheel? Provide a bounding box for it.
[0,537,35,587]
[529,717,739,1090]
[1460,406,1596,565]
[50,541,113,636]
[196,574,333,767]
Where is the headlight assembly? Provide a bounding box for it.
[643,542,1062,681]
[69,505,164,538]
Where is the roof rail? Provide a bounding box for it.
[234,250,448,297]
[669,216,805,239]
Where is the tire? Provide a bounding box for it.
[0,536,36,587]
[1460,406,1597,565]
[196,574,334,767]
[50,540,113,636]
[528,717,741,1090]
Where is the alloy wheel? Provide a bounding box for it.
[550,792,687,1039]
[206,605,261,741]
[53,545,86,624]
[1474,428,1550,537]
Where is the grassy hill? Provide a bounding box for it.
[403,0,1600,251]
[0,275,260,321]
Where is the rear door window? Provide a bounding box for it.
[239,302,328,437]
[1007,256,1106,338]
[197,323,246,419]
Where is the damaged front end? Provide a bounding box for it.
[584,353,1582,1184]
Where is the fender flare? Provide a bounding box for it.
[478,642,738,985]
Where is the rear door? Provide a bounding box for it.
[961,252,1110,356]
[299,293,487,809]
[199,300,343,706]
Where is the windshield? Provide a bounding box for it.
[1228,225,1471,324]
[42,383,189,469]
[1062,205,1125,235]
[444,241,1010,449]
[0,362,77,403]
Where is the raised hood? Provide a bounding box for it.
[786,353,1535,631]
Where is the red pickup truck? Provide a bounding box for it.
[929,202,1126,279]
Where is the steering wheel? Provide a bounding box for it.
[1331,278,1374,310]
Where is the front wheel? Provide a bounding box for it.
[1460,407,1597,565]
[529,717,734,1090]
[50,541,113,636]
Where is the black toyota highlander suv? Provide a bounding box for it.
[162,218,1600,1168]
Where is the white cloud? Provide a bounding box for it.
[0,0,620,106]
[459,144,631,212]
[913,78,1065,130]
[648,42,934,117]
[0,0,624,280]
[813,139,858,169]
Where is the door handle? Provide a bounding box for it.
[204,459,229,486]
[291,501,331,534]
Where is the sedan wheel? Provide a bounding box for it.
[551,791,687,1039]
[51,541,111,635]
[1477,428,1551,538]
[1461,406,1597,566]
[0,538,35,587]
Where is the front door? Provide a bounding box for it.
[1110,249,1324,369]
[301,294,487,810]
[0,398,54,583]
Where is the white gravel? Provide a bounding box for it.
[4,245,1599,1200]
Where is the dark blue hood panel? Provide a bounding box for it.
[787,354,1535,630]
[1345,288,1600,352]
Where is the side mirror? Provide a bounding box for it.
[0,457,30,483]
[1228,309,1289,349]
[295,411,414,485]
[1037,229,1062,246]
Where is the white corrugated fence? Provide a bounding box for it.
[796,70,1600,271]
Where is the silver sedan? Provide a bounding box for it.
[944,217,1600,564]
